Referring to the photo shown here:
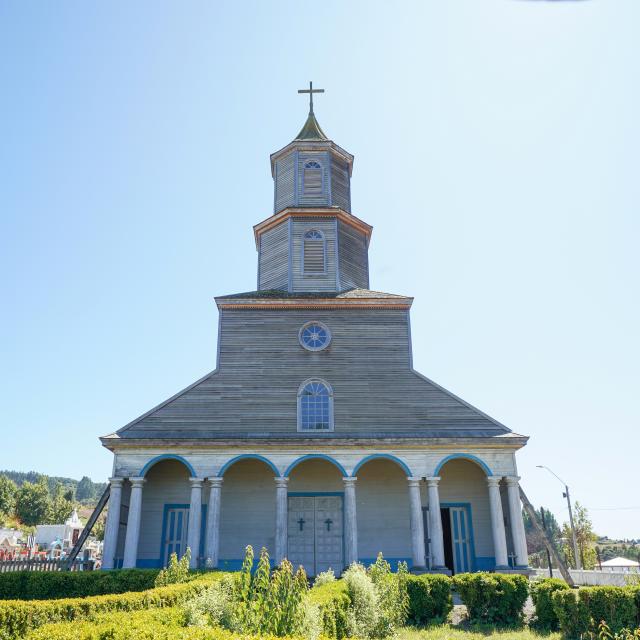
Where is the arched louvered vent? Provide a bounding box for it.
[303,230,325,274]
[303,160,322,195]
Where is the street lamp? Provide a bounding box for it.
[536,465,582,570]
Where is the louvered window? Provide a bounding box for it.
[303,230,325,273]
[303,160,322,195]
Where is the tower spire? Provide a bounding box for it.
[298,81,324,115]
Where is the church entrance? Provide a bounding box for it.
[441,506,472,574]
[287,495,343,576]
[162,506,189,566]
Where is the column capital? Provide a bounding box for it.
[505,476,521,487]
[208,477,224,488]
[426,476,441,486]
[343,476,357,485]
[109,477,125,487]
[274,477,289,488]
[486,476,501,488]
[407,477,422,487]
[189,477,205,487]
[129,477,146,487]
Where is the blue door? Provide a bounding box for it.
[450,507,471,573]
[163,506,189,566]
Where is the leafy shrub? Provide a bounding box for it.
[313,569,336,588]
[367,555,409,638]
[343,563,379,638]
[579,586,637,634]
[182,575,234,628]
[597,620,640,640]
[405,573,453,625]
[0,568,160,601]
[0,572,222,640]
[552,588,591,639]
[155,548,191,587]
[24,606,306,640]
[530,577,571,631]
[307,579,350,639]
[452,572,529,626]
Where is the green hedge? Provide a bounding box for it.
[451,572,529,626]
[552,586,638,638]
[530,577,570,631]
[307,580,350,639]
[0,569,160,601]
[405,574,452,625]
[0,572,224,640]
[25,607,304,640]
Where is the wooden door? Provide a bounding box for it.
[163,507,189,566]
[450,507,472,573]
[287,495,343,575]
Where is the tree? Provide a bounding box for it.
[15,478,51,526]
[48,482,74,524]
[561,501,598,569]
[0,475,17,521]
[523,506,561,567]
[76,476,94,502]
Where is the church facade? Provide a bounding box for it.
[100,94,530,575]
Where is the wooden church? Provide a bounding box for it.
[100,85,530,575]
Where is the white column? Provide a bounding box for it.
[487,477,509,569]
[343,476,358,567]
[101,477,123,570]
[408,477,426,570]
[275,477,289,564]
[122,477,145,569]
[505,476,529,567]
[426,477,445,569]
[186,477,204,568]
[203,477,223,568]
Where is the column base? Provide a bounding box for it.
[427,566,452,576]
[410,565,427,574]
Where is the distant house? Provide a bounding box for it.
[35,510,83,554]
[0,530,22,559]
[600,556,640,573]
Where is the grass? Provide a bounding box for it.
[398,627,562,640]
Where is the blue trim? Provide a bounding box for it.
[352,454,412,477]
[287,217,293,292]
[434,454,493,477]
[139,455,196,477]
[284,454,347,477]
[218,454,279,477]
[136,558,162,568]
[334,217,340,290]
[159,503,208,567]
[442,502,476,572]
[475,556,496,571]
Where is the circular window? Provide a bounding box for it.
[299,322,331,351]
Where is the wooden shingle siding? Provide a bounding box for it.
[118,307,510,438]
[331,157,351,212]
[337,220,368,290]
[258,221,289,291]
[274,154,296,213]
[291,218,336,292]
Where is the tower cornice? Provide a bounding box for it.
[270,140,354,178]
[253,207,372,250]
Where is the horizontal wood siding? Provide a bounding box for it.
[297,152,331,208]
[331,157,351,212]
[291,218,337,292]
[121,308,507,437]
[338,220,368,290]
[274,153,296,214]
[258,221,289,291]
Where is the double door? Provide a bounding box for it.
[163,506,189,566]
[423,505,473,574]
[288,495,343,576]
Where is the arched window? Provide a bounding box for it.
[298,379,333,431]
[303,229,325,274]
[303,160,322,195]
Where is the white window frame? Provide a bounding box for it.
[302,159,324,196]
[298,320,332,352]
[297,378,334,433]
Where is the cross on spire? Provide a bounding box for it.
[298,81,324,115]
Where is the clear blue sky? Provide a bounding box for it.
[1,1,638,539]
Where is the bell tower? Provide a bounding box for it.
[255,84,371,293]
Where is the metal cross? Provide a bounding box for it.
[298,81,324,114]
[297,518,306,532]
[324,518,333,532]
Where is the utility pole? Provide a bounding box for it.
[537,465,582,570]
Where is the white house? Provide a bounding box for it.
[600,556,640,573]
[99,90,531,576]
[35,509,83,553]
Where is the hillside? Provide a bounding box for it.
[0,470,107,504]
